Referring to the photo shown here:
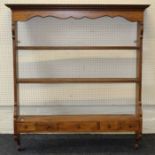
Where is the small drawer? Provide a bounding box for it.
[58,121,98,132]
[35,122,58,132]
[16,123,36,132]
[100,120,138,131]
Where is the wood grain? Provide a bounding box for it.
[16,115,139,133]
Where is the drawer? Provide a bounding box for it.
[100,120,138,131]
[58,121,99,132]
[16,123,36,132]
[35,122,58,132]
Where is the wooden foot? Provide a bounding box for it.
[14,134,25,151]
[134,133,142,150]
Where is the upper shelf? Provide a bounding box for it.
[6,4,150,22]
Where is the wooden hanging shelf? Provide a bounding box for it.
[6,3,150,151]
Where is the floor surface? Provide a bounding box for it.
[0,134,155,155]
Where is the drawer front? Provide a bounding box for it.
[100,120,138,131]
[58,121,99,132]
[35,122,58,132]
[17,121,99,132]
[16,123,36,132]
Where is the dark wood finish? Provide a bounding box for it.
[5,4,150,10]
[6,4,149,150]
[17,46,139,50]
[17,78,139,83]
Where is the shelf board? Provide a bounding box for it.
[17,46,139,50]
[17,78,139,83]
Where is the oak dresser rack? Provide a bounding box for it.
[6,4,149,150]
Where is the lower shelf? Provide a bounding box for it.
[16,115,139,133]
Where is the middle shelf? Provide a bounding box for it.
[17,78,139,83]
